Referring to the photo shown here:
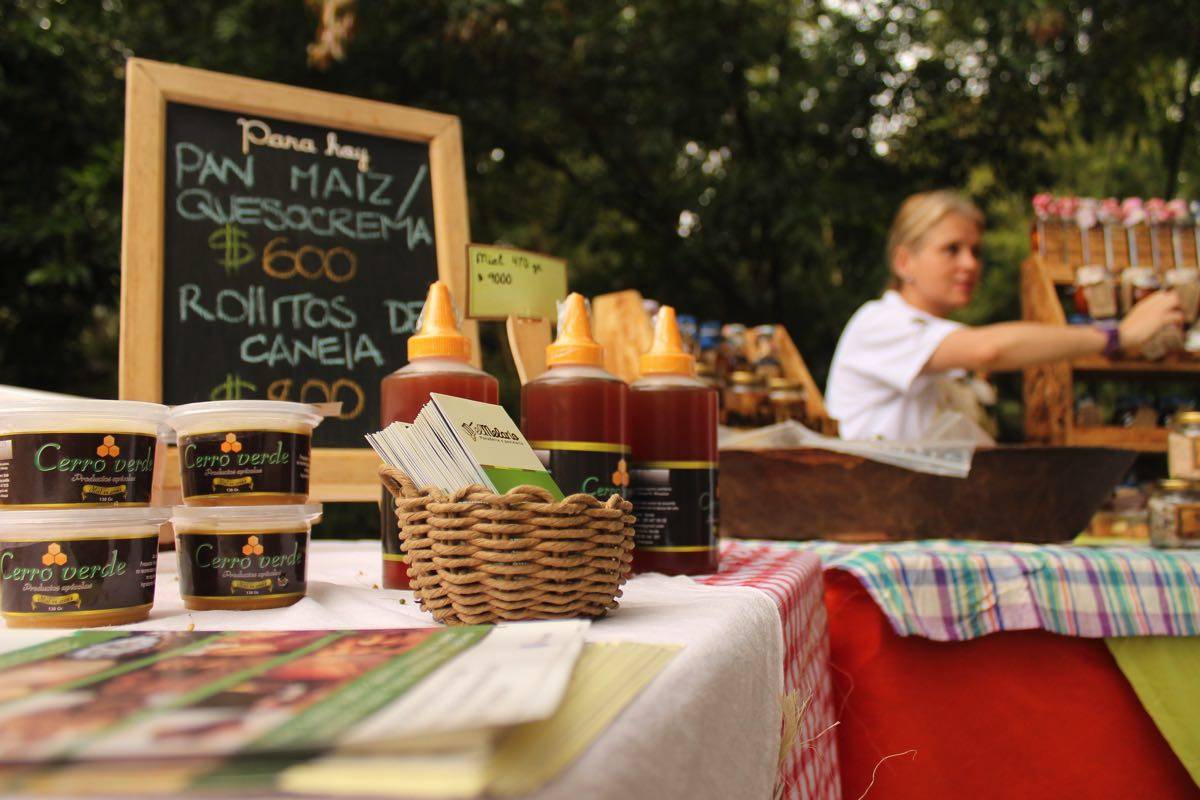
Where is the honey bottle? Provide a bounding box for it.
[521,293,629,500]
[379,281,498,589]
[629,306,720,575]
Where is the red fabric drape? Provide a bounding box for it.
[824,569,1199,800]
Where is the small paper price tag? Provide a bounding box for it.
[466,245,567,320]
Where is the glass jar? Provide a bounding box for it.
[767,377,806,424]
[1074,265,1118,321]
[1120,267,1160,315]
[1165,268,1200,323]
[1168,411,1200,479]
[723,370,767,427]
[1148,479,1200,548]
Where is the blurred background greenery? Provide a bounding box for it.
[2,0,1199,441]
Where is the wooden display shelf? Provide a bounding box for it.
[1044,260,1075,285]
[1067,425,1166,452]
[1022,254,1200,454]
[1072,354,1200,376]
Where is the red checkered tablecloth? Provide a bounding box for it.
[700,540,840,800]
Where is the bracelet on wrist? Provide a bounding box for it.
[1096,324,1122,358]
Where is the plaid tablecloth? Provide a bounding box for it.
[774,540,1200,642]
[701,541,840,800]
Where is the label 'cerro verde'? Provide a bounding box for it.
[178,430,310,502]
[176,528,308,609]
[0,432,157,508]
[531,441,630,501]
[0,533,159,627]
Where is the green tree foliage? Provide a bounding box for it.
[2,0,1198,405]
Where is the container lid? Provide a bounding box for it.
[0,506,172,532]
[172,503,323,526]
[408,281,471,361]
[730,371,758,385]
[0,399,168,425]
[1174,411,1200,425]
[1157,479,1200,492]
[640,306,696,376]
[767,377,801,390]
[546,293,604,367]
[1076,265,1111,284]
[167,400,324,430]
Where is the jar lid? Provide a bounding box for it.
[730,371,758,385]
[767,377,800,390]
[0,506,171,535]
[172,503,323,526]
[167,400,324,430]
[1076,265,1110,284]
[1,399,168,426]
[1174,411,1200,426]
[1157,479,1200,492]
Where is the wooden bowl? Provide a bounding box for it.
[719,445,1136,543]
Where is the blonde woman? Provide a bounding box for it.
[825,190,1182,440]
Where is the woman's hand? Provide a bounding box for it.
[1118,291,1185,351]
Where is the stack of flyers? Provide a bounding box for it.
[367,394,563,499]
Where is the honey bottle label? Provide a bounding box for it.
[0,432,157,508]
[629,462,719,552]
[178,430,310,501]
[530,441,629,501]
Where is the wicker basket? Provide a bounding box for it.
[379,466,636,625]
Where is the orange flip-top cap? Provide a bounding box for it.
[408,281,471,360]
[640,305,696,376]
[546,293,604,367]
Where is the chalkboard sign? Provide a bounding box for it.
[120,60,475,501]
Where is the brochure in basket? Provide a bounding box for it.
[368,395,563,499]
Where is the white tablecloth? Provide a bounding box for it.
[3,540,784,800]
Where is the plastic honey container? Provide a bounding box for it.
[167,401,323,506]
[172,504,322,610]
[0,507,167,627]
[0,400,167,509]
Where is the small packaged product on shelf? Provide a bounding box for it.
[767,377,807,424]
[1168,411,1200,480]
[723,370,768,427]
[1074,265,1118,321]
[1148,479,1200,548]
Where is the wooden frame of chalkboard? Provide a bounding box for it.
[119,58,477,502]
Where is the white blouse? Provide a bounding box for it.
[825,291,964,440]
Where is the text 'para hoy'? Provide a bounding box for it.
[238,117,371,173]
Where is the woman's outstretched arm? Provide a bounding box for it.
[926,290,1184,373]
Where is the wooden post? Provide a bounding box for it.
[506,316,551,385]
